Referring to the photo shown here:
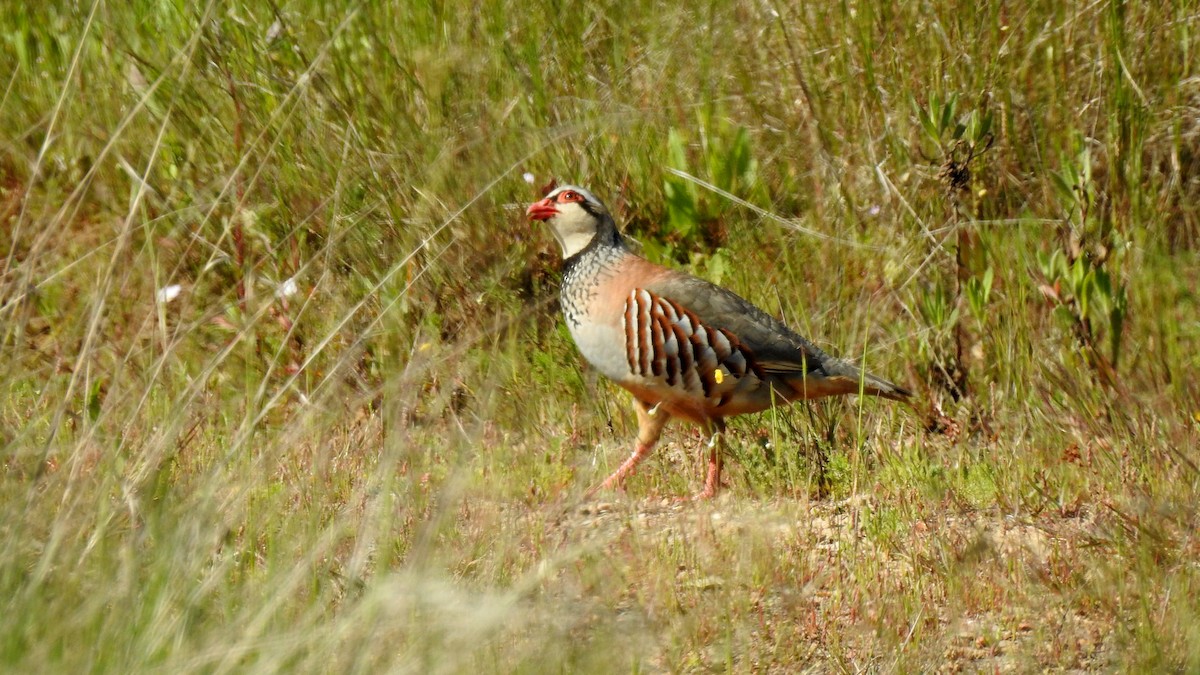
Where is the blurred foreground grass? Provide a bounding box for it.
[2,1,1199,671]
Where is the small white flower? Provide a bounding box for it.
[265,18,283,42]
[156,285,182,304]
[276,277,298,299]
[522,172,535,184]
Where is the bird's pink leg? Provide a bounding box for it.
[596,442,653,492]
[587,398,670,496]
[688,420,727,501]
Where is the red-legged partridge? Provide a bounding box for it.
[527,185,910,499]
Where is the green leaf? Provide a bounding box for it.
[730,126,753,186]
[939,95,956,134]
[663,180,698,236]
[977,111,993,141]
[667,127,690,172]
[86,379,104,422]
[1037,249,1062,280]
[1077,268,1093,320]
[1092,267,1112,300]
[914,96,939,144]
[1050,171,1075,204]
[963,110,979,141]
[1109,284,1127,366]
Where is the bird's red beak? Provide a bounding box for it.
[526,197,558,222]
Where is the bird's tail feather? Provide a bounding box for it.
[857,371,912,401]
[785,361,911,402]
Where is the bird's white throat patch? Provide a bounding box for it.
[547,204,599,258]
[551,229,596,258]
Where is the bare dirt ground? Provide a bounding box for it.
[533,493,1117,672]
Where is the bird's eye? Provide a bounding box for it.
[560,190,580,202]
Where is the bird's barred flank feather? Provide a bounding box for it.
[636,289,652,376]
[622,288,764,403]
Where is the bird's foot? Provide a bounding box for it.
[587,440,655,498]
[585,475,624,498]
[673,487,718,503]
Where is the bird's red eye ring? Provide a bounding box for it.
[559,190,581,203]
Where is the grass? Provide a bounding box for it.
[2,0,1199,671]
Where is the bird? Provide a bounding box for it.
[526,184,911,499]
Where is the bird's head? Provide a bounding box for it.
[526,185,618,259]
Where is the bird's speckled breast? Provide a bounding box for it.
[560,244,634,382]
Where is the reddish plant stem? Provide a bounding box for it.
[228,70,247,310]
